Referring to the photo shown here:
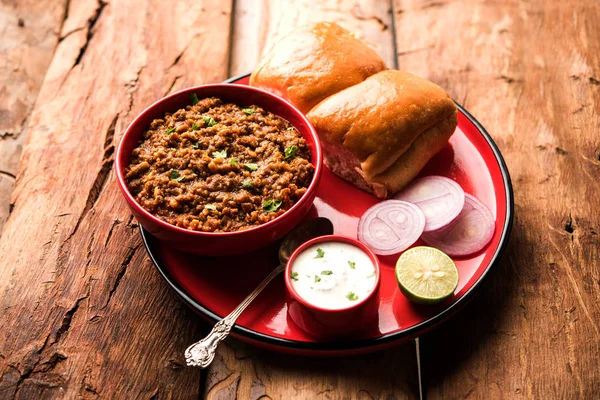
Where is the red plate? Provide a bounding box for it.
[140,73,513,355]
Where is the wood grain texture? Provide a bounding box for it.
[203,340,416,400]
[1,0,599,398]
[0,0,233,398]
[0,0,68,233]
[392,0,600,398]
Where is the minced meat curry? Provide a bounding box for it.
[125,96,314,232]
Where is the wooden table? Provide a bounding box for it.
[1,0,598,398]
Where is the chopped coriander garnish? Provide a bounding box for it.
[230,158,237,166]
[314,248,325,259]
[204,204,217,211]
[169,170,184,181]
[244,163,258,171]
[291,272,299,281]
[348,261,356,269]
[367,272,376,278]
[242,179,254,189]
[212,149,227,158]
[284,145,298,160]
[165,127,175,134]
[242,108,254,115]
[203,116,217,127]
[190,93,199,105]
[191,123,200,130]
[321,270,333,275]
[346,292,359,301]
[263,199,282,213]
[192,142,199,149]
[314,275,321,283]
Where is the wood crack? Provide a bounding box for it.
[80,372,100,398]
[0,170,17,180]
[126,66,146,115]
[53,295,88,346]
[0,132,15,140]
[11,294,87,397]
[13,298,80,398]
[564,213,574,235]
[167,34,200,70]
[100,244,140,310]
[72,0,107,68]
[351,4,389,31]
[104,219,121,248]
[57,0,74,42]
[60,0,72,31]
[13,361,36,399]
[68,113,118,241]
[59,27,85,42]
[149,387,159,400]
[1,113,29,141]
[37,352,68,373]
[164,75,182,96]
[497,75,522,84]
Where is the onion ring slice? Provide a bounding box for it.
[394,176,465,232]
[358,200,426,256]
[421,194,495,256]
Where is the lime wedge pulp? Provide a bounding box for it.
[395,246,459,305]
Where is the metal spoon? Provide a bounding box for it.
[185,217,334,368]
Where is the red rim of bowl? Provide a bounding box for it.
[115,84,323,238]
[284,235,382,313]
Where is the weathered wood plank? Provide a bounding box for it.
[392,0,600,398]
[0,0,68,233]
[203,340,417,399]
[202,1,418,399]
[0,0,234,398]
[2,0,597,398]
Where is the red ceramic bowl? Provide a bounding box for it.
[115,84,323,255]
[284,235,381,338]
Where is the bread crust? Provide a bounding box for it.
[368,111,457,197]
[249,22,386,114]
[307,70,458,198]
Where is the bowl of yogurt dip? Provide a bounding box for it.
[284,235,381,337]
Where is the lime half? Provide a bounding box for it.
[395,246,459,305]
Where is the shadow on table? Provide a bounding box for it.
[419,223,523,397]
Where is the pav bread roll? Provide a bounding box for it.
[249,22,386,113]
[307,70,457,199]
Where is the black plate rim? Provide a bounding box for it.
[140,72,514,352]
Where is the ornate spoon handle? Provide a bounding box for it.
[185,263,285,367]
